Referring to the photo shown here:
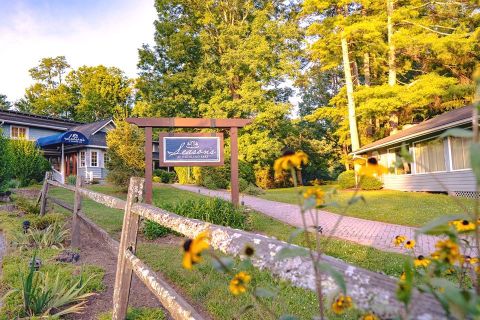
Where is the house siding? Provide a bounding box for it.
[77,148,107,180]
[0,123,63,140]
[382,170,476,192]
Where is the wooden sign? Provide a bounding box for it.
[159,133,224,166]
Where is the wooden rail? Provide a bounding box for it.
[45,178,446,319]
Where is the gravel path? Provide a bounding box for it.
[172,184,441,256]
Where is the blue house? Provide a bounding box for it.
[0,109,114,183]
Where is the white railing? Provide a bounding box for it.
[51,169,64,184]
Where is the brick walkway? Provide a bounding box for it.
[172,184,441,256]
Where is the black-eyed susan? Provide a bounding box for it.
[404,239,415,249]
[331,294,353,314]
[462,256,479,265]
[414,255,430,268]
[450,219,475,232]
[244,244,255,257]
[393,235,406,246]
[229,271,251,295]
[361,313,380,320]
[358,157,388,177]
[303,187,325,207]
[400,271,406,281]
[273,150,308,176]
[182,230,210,269]
[433,239,460,264]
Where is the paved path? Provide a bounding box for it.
[172,184,441,256]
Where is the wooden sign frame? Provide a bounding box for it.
[159,132,224,167]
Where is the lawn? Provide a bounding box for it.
[47,183,405,319]
[259,186,475,227]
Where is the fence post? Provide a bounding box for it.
[71,177,82,248]
[39,172,51,216]
[112,177,145,320]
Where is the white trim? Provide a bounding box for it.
[447,136,453,171]
[449,136,472,172]
[0,119,69,131]
[353,118,473,155]
[10,125,29,140]
[91,119,115,135]
[79,151,86,168]
[90,150,99,167]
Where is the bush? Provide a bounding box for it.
[243,184,265,196]
[152,176,161,183]
[66,175,76,185]
[193,166,229,189]
[31,213,65,230]
[337,170,356,189]
[238,178,249,192]
[255,167,275,189]
[7,139,50,187]
[174,167,195,184]
[359,175,383,190]
[0,130,12,192]
[153,169,177,184]
[143,220,171,239]
[15,196,40,215]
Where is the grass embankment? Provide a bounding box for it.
[259,186,474,227]
[47,183,406,319]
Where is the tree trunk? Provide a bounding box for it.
[363,53,371,86]
[387,0,396,86]
[352,60,360,86]
[341,32,360,151]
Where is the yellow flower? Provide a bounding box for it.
[404,239,415,249]
[229,271,251,295]
[361,313,380,320]
[331,294,353,314]
[182,230,210,269]
[303,187,325,207]
[414,255,430,268]
[400,271,406,281]
[433,239,460,264]
[393,235,406,246]
[358,157,388,177]
[450,219,475,232]
[274,150,308,175]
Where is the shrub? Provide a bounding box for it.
[238,178,249,192]
[0,130,12,192]
[174,167,195,184]
[66,175,76,185]
[142,220,172,240]
[31,213,65,230]
[202,175,220,189]
[337,170,356,189]
[152,176,161,183]
[243,184,265,196]
[15,196,40,215]
[13,222,68,250]
[7,139,50,187]
[153,169,177,183]
[359,176,383,190]
[193,166,229,189]
[255,167,275,189]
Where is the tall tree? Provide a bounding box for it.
[0,94,11,110]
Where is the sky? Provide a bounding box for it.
[0,0,157,102]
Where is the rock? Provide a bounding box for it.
[56,250,80,263]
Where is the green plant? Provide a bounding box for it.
[143,220,172,239]
[31,213,65,230]
[99,308,166,320]
[7,139,50,187]
[66,175,77,185]
[359,176,383,190]
[152,176,161,183]
[0,130,13,192]
[255,167,275,189]
[238,178,249,192]
[243,184,265,196]
[15,196,40,215]
[13,222,68,250]
[6,179,20,189]
[337,170,356,189]
[174,167,196,184]
[8,254,95,317]
[153,169,177,183]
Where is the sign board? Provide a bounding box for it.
[159,133,224,166]
[63,132,88,145]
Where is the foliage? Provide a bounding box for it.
[14,196,40,215]
[255,167,275,189]
[30,213,65,230]
[142,220,172,240]
[13,222,68,250]
[174,167,195,184]
[0,130,12,192]
[7,139,50,187]
[0,94,11,109]
[337,171,356,190]
[359,176,383,191]
[106,120,145,189]
[193,166,229,190]
[243,184,265,196]
[239,178,249,192]
[153,169,177,184]
[152,176,161,183]
[66,175,77,185]
[98,308,166,320]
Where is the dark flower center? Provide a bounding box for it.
[406,241,411,245]
[245,246,255,256]
[183,239,193,252]
[282,149,295,156]
[367,157,378,165]
[462,220,469,225]
[417,255,424,260]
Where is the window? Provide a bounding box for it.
[79,151,86,168]
[104,152,109,167]
[11,126,27,139]
[450,137,471,170]
[387,147,411,175]
[91,151,98,167]
[414,138,446,173]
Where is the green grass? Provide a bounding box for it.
[259,186,475,227]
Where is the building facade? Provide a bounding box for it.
[352,105,477,196]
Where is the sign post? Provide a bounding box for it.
[126,118,252,206]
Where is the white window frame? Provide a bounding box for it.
[10,126,29,140]
[79,151,86,168]
[448,136,472,172]
[386,146,412,175]
[412,136,448,175]
[90,150,99,167]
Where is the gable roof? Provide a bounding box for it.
[354,105,474,155]
[0,109,82,130]
[69,119,113,138]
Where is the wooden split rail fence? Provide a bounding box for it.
[43,176,446,320]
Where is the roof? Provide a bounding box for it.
[36,131,89,148]
[0,109,82,130]
[354,105,474,154]
[70,119,113,137]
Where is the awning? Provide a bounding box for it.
[36,131,89,148]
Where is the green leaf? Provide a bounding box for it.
[416,214,468,236]
[396,259,414,306]
[302,197,317,211]
[212,257,234,273]
[288,228,306,242]
[319,201,340,208]
[238,258,253,270]
[470,143,480,183]
[347,195,365,205]
[439,128,473,139]
[254,287,277,298]
[275,247,309,260]
[316,262,346,294]
[400,144,413,162]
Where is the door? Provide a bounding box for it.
[65,153,77,177]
